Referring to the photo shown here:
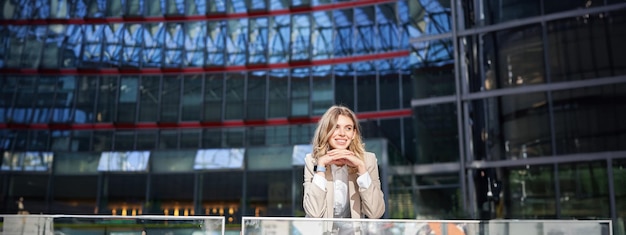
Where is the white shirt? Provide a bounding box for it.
[312,164,372,218]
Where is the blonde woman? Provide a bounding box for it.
[303,105,385,222]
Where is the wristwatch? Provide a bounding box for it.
[314,165,326,172]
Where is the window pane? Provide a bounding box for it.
[96,76,118,123]
[224,73,245,120]
[291,68,309,116]
[246,72,267,120]
[181,75,203,121]
[559,161,609,219]
[357,72,377,112]
[268,69,289,118]
[51,175,98,214]
[413,103,459,163]
[553,84,626,154]
[504,165,556,218]
[311,66,333,115]
[10,175,50,214]
[411,38,455,97]
[151,174,194,216]
[203,74,223,122]
[103,174,146,215]
[161,75,182,122]
[139,75,161,122]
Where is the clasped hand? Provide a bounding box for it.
[318,149,366,174]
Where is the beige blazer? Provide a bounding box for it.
[302,151,385,219]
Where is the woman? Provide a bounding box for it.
[303,105,385,221]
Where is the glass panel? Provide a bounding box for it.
[356,69,377,112]
[268,69,288,118]
[480,24,545,91]
[102,23,123,66]
[28,130,49,151]
[245,170,292,216]
[54,152,100,175]
[291,68,310,117]
[180,129,200,149]
[76,76,97,123]
[480,0,540,26]
[248,17,268,64]
[471,92,551,161]
[208,0,227,13]
[412,103,459,163]
[93,130,113,151]
[50,130,70,151]
[269,15,290,63]
[377,3,400,52]
[265,126,289,146]
[42,24,65,68]
[200,171,242,224]
[206,21,226,66]
[402,0,451,38]
[311,65,333,115]
[122,24,142,66]
[225,128,244,147]
[415,174,462,218]
[311,11,332,60]
[246,72,267,120]
[291,14,310,60]
[547,13,626,82]
[354,6,375,55]
[159,130,178,149]
[136,130,157,150]
[97,151,150,172]
[614,159,626,235]
[411,38,455,97]
[559,161,609,219]
[96,76,117,123]
[334,9,353,57]
[150,174,194,215]
[334,65,354,109]
[203,74,223,121]
[21,26,46,68]
[290,124,312,145]
[248,125,265,146]
[139,75,161,122]
[150,150,195,173]
[164,23,184,67]
[504,165,556,218]
[226,18,248,66]
[202,129,223,148]
[246,146,292,171]
[113,131,134,150]
[181,74,203,121]
[9,175,50,214]
[117,76,138,123]
[53,76,77,122]
[80,25,104,66]
[552,84,626,154]
[144,23,163,67]
[161,75,182,122]
[1,151,53,172]
[51,175,98,214]
[102,174,146,215]
[185,21,207,66]
[380,69,400,110]
[194,148,244,170]
[70,130,92,151]
[224,73,245,120]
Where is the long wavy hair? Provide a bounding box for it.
[311,105,365,173]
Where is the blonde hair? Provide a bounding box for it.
[311,105,365,173]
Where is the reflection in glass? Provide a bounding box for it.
[547,14,626,82]
[552,84,626,154]
[504,165,556,218]
[1,152,54,171]
[410,38,455,98]
[194,148,244,170]
[412,103,459,163]
[401,0,451,37]
[558,161,609,219]
[97,151,150,172]
[614,159,626,235]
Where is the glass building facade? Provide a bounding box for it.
[0,0,625,232]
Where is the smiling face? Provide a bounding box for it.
[328,114,355,150]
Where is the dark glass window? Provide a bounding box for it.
[181,74,203,121]
[613,159,626,235]
[291,68,310,117]
[52,175,98,214]
[246,72,267,120]
[102,174,146,215]
[160,75,182,122]
[138,75,161,122]
[150,174,194,215]
[268,69,289,118]
[558,161,610,219]
[203,74,224,122]
[413,103,459,163]
[334,65,354,109]
[547,13,626,82]
[10,175,50,214]
[356,70,377,112]
[411,39,455,97]
[224,73,245,120]
[552,84,626,154]
[504,165,556,219]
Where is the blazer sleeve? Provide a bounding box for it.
[358,152,386,219]
[302,153,328,218]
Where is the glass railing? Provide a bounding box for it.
[0,215,225,235]
[0,215,612,235]
[241,217,612,235]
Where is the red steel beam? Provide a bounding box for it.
[0,108,412,130]
[0,0,396,25]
